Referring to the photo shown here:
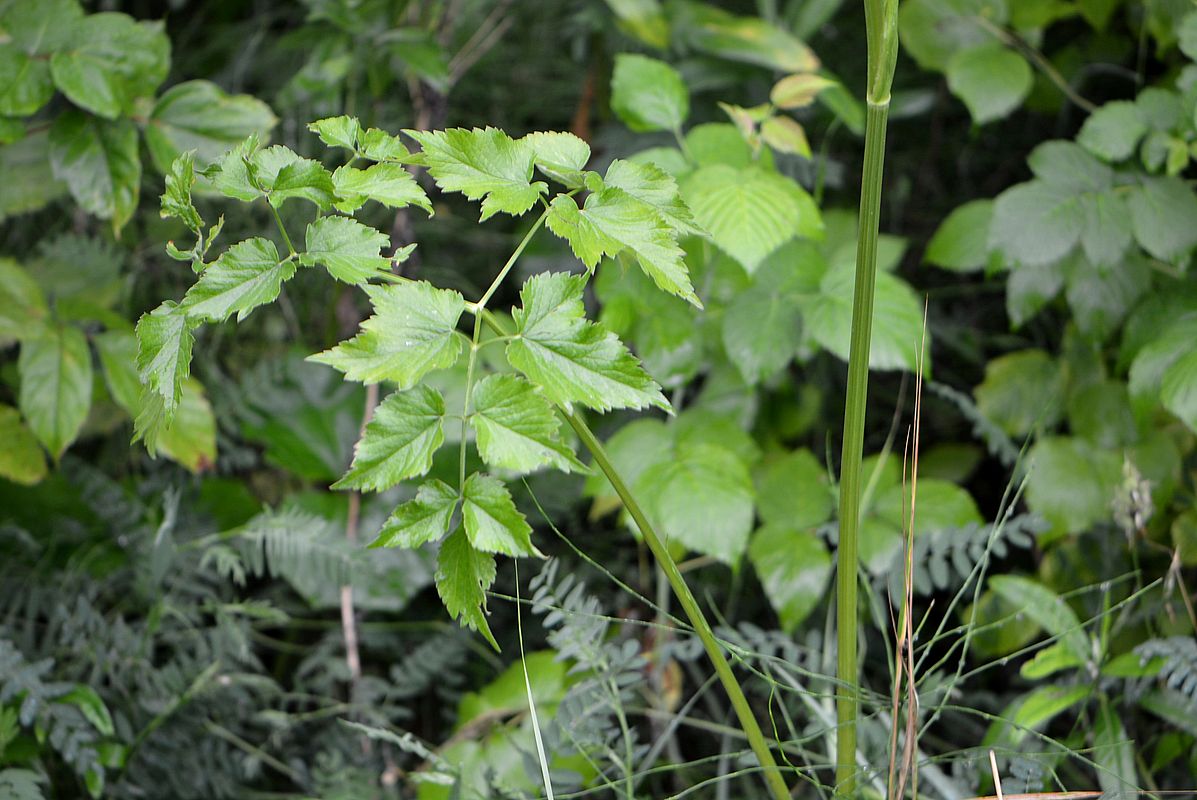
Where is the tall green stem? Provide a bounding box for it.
[837,1,899,795]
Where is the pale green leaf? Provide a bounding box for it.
[93,329,140,416]
[435,527,498,648]
[308,115,361,151]
[1064,252,1149,340]
[506,271,668,412]
[722,284,801,383]
[1077,100,1146,162]
[17,324,93,459]
[925,199,993,272]
[996,685,1092,745]
[898,0,1005,72]
[1127,176,1197,261]
[1161,349,1197,434]
[135,300,194,416]
[754,449,834,529]
[182,237,294,322]
[602,158,699,236]
[770,74,836,109]
[671,1,819,72]
[471,374,583,474]
[992,574,1090,662]
[759,116,812,158]
[49,13,169,119]
[1020,642,1084,679]
[990,181,1084,266]
[974,349,1065,437]
[0,46,53,116]
[462,472,538,557]
[1078,191,1132,267]
[333,385,445,491]
[145,80,276,173]
[300,216,391,284]
[332,163,431,214]
[946,44,1031,124]
[358,128,410,162]
[266,154,337,210]
[583,418,673,504]
[683,164,822,274]
[638,442,754,564]
[523,131,591,187]
[406,127,545,221]
[610,53,688,133]
[0,404,47,485]
[373,479,459,549]
[160,151,203,233]
[48,111,140,231]
[749,525,831,631]
[310,281,465,387]
[0,258,47,345]
[1025,436,1121,540]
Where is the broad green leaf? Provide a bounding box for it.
[93,329,141,416]
[802,265,927,371]
[462,472,538,557]
[263,151,337,210]
[1078,191,1132,267]
[583,417,672,506]
[547,188,699,305]
[523,131,591,187]
[506,271,668,412]
[1007,258,1067,327]
[604,0,670,48]
[670,0,819,72]
[0,404,47,485]
[1179,10,1197,60]
[333,385,445,491]
[722,284,801,383]
[358,128,410,162]
[974,349,1065,437]
[48,111,140,231]
[332,163,431,214]
[373,479,459,549]
[0,0,84,54]
[925,199,993,272]
[674,408,761,465]
[1067,381,1137,449]
[135,301,194,415]
[1126,176,1197,261]
[898,0,1005,72]
[754,449,834,529]
[1020,641,1084,679]
[995,685,1092,745]
[1027,140,1112,192]
[308,115,361,151]
[145,80,277,173]
[182,237,294,322]
[1172,509,1197,567]
[1026,436,1121,540]
[49,13,169,119]
[406,127,546,221]
[310,281,465,387]
[749,524,831,631]
[209,134,261,201]
[990,181,1084,266]
[0,258,47,345]
[0,46,53,116]
[300,216,391,284]
[1161,349,1197,434]
[1064,251,1149,340]
[1077,101,1146,162]
[60,685,114,737]
[602,158,698,236]
[435,527,498,648]
[873,479,982,538]
[18,324,93,459]
[610,53,688,133]
[639,443,755,564]
[683,165,822,274]
[471,374,583,474]
[1128,316,1197,402]
[0,133,68,220]
[945,45,1031,124]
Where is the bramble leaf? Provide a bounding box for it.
[358,128,410,162]
[406,127,546,221]
[49,13,169,119]
[602,158,699,236]
[48,111,140,231]
[462,473,539,557]
[182,237,295,322]
[435,527,498,648]
[372,479,459,549]
[0,259,48,346]
[333,385,446,491]
[310,281,465,386]
[1127,176,1197,261]
[926,199,993,272]
[749,525,832,631]
[300,216,391,284]
[722,284,802,383]
[610,53,689,133]
[17,324,93,460]
[135,301,193,416]
[471,374,584,474]
[1077,100,1146,162]
[506,271,668,412]
[332,163,431,214]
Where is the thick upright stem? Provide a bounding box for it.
[563,412,791,800]
[836,95,892,800]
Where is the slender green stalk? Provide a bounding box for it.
[837,1,899,796]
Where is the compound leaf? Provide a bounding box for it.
[406,127,545,221]
[182,237,294,322]
[462,472,539,557]
[372,479,459,549]
[471,373,584,474]
[435,527,498,648]
[333,385,445,491]
[300,216,391,284]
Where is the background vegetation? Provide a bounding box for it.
[1,0,1196,798]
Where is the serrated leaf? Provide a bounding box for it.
[210,134,261,201]
[722,284,801,383]
[267,155,337,210]
[0,258,47,346]
[332,163,431,214]
[49,13,169,119]
[161,151,202,233]
[749,525,831,630]
[975,349,1065,437]
[93,329,141,416]
[358,128,410,162]
[1127,176,1197,261]
[506,271,668,412]
[610,53,689,133]
[334,385,445,491]
[926,199,993,272]
[0,404,47,485]
[372,479,459,549]
[470,374,583,474]
[435,527,498,647]
[462,473,538,557]
[990,181,1084,266]
[18,324,93,460]
[683,164,822,274]
[1026,436,1120,540]
[754,449,834,529]
[309,116,361,151]
[945,44,1031,124]
[310,281,465,386]
[602,158,699,236]
[135,301,194,416]
[135,376,216,471]
[407,127,545,221]
[182,237,294,322]
[145,80,276,173]
[1077,101,1146,162]
[48,111,140,231]
[639,443,754,564]
[0,46,53,116]
[300,216,391,284]
[523,131,591,187]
